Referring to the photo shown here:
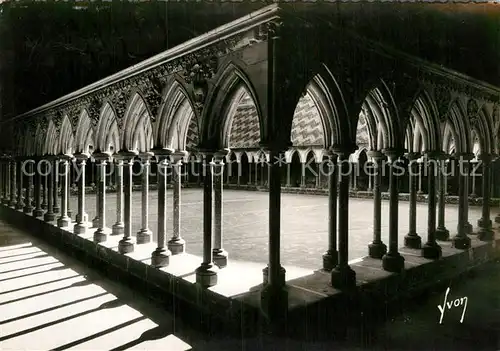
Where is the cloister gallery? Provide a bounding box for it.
[0,3,499,330]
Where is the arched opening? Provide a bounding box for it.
[289,151,302,188]
[240,152,250,185]
[357,149,368,191]
[228,152,238,185]
[304,150,316,188]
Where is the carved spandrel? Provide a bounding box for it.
[467,98,479,127]
[434,85,452,122]
[87,98,101,129]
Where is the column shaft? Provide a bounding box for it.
[137,154,152,244]
[118,157,135,253]
[369,154,388,257]
[74,157,88,234]
[323,155,338,269]
[112,160,124,235]
[212,155,227,267]
[151,157,171,267]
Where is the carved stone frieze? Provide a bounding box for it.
[467,98,479,127]
[87,97,101,129]
[434,85,452,122]
[111,89,131,129]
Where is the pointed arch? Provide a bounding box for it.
[75,109,96,154]
[34,123,45,156]
[442,121,458,155]
[475,105,494,155]
[44,120,58,155]
[121,92,154,152]
[448,99,471,154]
[412,90,441,152]
[58,115,74,155]
[95,102,120,153]
[201,62,264,149]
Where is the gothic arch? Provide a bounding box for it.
[95,102,120,153]
[121,92,154,152]
[442,121,458,155]
[410,91,441,152]
[448,99,471,154]
[58,115,74,155]
[43,120,58,156]
[475,105,494,155]
[75,109,96,154]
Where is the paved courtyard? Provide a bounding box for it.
[68,189,485,269]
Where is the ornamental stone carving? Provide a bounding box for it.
[87,97,101,129]
[467,99,479,127]
[434,85,451,122]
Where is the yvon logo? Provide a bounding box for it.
[437,287,468,324]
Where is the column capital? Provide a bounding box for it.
[73,152,90,161]
[424,150,446,160]
[453,152,475,161]
[382,148,405,160]
[138,152,154,162]
[213,149,230,163]
[116,149,138,161]
[404,152,421,161]
[367,150,386,161]
[93,152,111,162]
[56,153,73,161]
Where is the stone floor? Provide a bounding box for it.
[68,189,484,269]
[1,211,499,350]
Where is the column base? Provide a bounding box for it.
[3,198,10,205]
[260,284,289,323]
[331,265,357,289]
[382,252,405,273]
[23,206,33,214]
[212,249,228,268]
[404,233,422,249]
[16,202,24,210]
[136,229,152,244]
[195,263,218,287]
[44,212,55,222]
[111,222,124,236]
[74,223,88,235]
[41,202,47,210]
[93,229,107,243]
[53,206,60,214]
[368,241,387,259]
[57,216,71,228]
[435,227,450,241]
[9,201,17,208]
[118,238,134,254]
[322,250,338,271]
[92,217,100,228]
[33,209,44,218]
[151,248,171,268]
[67,209,73,218]
[477,227,494,241]
[76,212,88,223]
[477,218,492,229]
[495,214,500,223]
[167,238,185,255]
[422,241,442,259]
[452,234,471,250]
[262,266,286,286]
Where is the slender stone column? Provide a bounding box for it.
[41,159,47,210]
[3,157,11,205]
[352,163,358,190]
[195,151,219,287]
[168,151,187,254]
[477,154,494,241]
[368,151,388,258]
[417,161,423,194]
[91,157,100,228]
[16,158,25,210]
[381,148,405,273]
[316,163,321,189]
[452,153,472,249]
[286,163,291,187]
[56,156,71,227]
[237,161,241,186]
[67,163,73,219]
[331,147,356,288]
[93,153,109,242]
[136,152,153,244]
[404,153,422,248]
[151,151,172,267]
[254,160,258,185]
[23,160,34,214]
[248,162,252,185]
[367,170,373,192]
[470,160,477,197]
[436,158,450,240]
[52,158,60,214]
[118,151,137,253]
[74,153,89,234]
[33,159,44,218]
[212,151,228,267]
[112,159,124,235]
[422,152,442,259]
[323,152,338,270]
[464,158,473,234]
[44,156,55,222]
[9,159,17,208]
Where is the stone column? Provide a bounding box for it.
[136,152,153,244]
[367,170,372,192]
[470,160,477,197]
[16,158,24,210]
[41,158,47,210]
[331,147,356,288]
[452,153,472,249]
[167,151,186,254]
[23,159,34,214]
[9,159,17,208]
[436,157,450,240]
[93,153,109,242]
[212,151,228,267]
[254,160,258,185]
[404,153,422,249]
[381,149,405,273]
[352,163,358,190]
[286,163,291,187]
[368,151,388,258]
[195,151,219,287]
[33,159,44,218]
[2,158,9,205]
[248,162,252,185]
[422,152,442,259]
[112,159,124,235]
[118,151,137,253]
[74,153,89,234]
[56,156,71,227]
[67,162,73,219]
[53,158,60,214]
[91,157,100,228]
[44,156,55,222]
[323,152,338,270]
[477,154,494,241]
[0,159,4,203]
[151,151,172,267]
[300,162,306,188]
[417,161,423,194]
[464,158,473,234]
[237,161,241,186]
